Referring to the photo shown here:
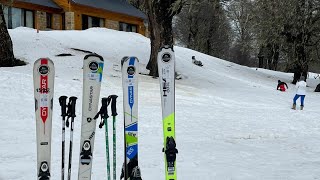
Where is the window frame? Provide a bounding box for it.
[119,22,138,33]
[3,6,35,29]
[81,14,105,30]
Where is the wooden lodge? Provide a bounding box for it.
[1,0,147,35]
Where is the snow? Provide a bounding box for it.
[1,27,320,180]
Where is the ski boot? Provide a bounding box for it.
[300,105,304,110]
[292,104,296,110]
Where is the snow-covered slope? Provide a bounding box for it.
[1,27,320,180]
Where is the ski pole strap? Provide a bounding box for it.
[95,97,112,129]
[110,95,118,116]
[59,96,68,118]
[94,97,111,120]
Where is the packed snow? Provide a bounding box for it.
[1,27,320,180]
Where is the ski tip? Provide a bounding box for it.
[132,56,139,62]
[121,56,139,66]
[121,56,129,66]
[159,45,174,52]
[84,53,104,61]
[34,57,54,65]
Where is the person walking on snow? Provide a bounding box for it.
[292,76,307,110]
[277,80,288,91]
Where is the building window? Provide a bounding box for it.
[119,22,137,33]
[82,14,105,30]
[46,13,52,28]
[3,6,34,29]
[25,10,34,28]
[62,13,66,30]
[3,6,9,28]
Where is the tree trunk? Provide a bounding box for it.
[272,44,279,71]
[145,0,181,77]
[0,4,15,67]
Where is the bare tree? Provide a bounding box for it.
[226,0,256,66]
[128,0,184,77]
[280,0,320,83]
[146,1,184,76]
[0,1,15,67]
[175,0,232,60]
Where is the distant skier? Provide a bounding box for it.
[292,76,307,110]
[192,56,203,67]
[277,80,288,92]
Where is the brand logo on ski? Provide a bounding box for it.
[89,61,99,72]
[162,53,171,63]
[88,86,94,111]
[39,65,49,75]
[127,66,135,76]
[87,117,92,122]
[36,88,50,93]
[40,59,49,124]
[128,86,134,109]
[162,78,169,97]
[89,132,95,140]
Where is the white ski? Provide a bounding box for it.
[33,58,55,180]
[158,46,178,180]
[121,57,142,180]
[78,54,104,180]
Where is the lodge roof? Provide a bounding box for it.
[71,0,146,19]
[17,0,62,9]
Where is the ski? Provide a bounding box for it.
[33,58,55,180]
[157,46,178,180]
[78,54,104,180]
[120,57,142,180]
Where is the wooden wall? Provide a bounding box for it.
[10,1,63,14]
[2,0,146,35]
[52,0,71,11]
[72,4,145,35]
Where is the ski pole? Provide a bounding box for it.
[66,96,77,180]
[59,96,68,180]
[110,95,118,180]
[95,97,111,180]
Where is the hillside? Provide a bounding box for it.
[1,27,320,180]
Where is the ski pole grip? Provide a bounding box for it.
[101,97,109,107]
[110,95,118,116]
[69,96,77,118]
[59,96,68,117]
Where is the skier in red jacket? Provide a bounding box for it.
[277,80,288,92]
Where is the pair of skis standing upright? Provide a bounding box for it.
[33,46,178,180]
